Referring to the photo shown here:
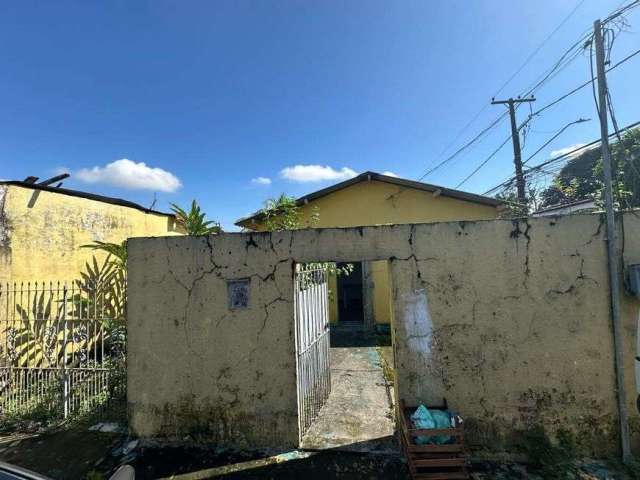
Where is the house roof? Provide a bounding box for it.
[533,198,596,215]
[0,180,174,217]
[235,171,504,226]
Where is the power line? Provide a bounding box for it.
[442,28,593,188]
[522,118,590,165]
[455,135,512,188]
[415,0,588,181]
[416,111,508,180]
[454,1,640,192]
[483,45,640,194]
[484,120,640,195]
[494,0,586,98]
[604,0,640,23]
[526,45,640,119]
[415,0,640,196]
[455,115,587,190]
[519,30,592,98]
[417,37,587,182]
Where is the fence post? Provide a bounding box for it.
[61,284,69,418]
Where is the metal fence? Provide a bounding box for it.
[294,264,331,438]
[0,281,123,418]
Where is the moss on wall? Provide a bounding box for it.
[128,213,640,453]
[1,184,179,283]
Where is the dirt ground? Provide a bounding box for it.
[0,341,633,479]
[0,427,636,479]
[0,429,123,479]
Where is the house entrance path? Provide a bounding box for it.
[299,346,397,453]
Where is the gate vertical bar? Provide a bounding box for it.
[294,264,332,441]
[61,283,69,418]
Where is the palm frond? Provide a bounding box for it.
[170,200,222,236]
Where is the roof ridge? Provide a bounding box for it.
[235,171,503,226]
[0,180,174,217]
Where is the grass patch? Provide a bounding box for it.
[522,425,576,479]
[375,346,395,385]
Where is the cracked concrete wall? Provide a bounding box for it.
[127,234,299,449]
[387,213,640,454]
[128,212,640,453]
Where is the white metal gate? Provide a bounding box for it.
[294,264,331,438]
[0,280,123,418]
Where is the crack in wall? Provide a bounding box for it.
[164,236,230,360]
[546,255,598,297]
[584,215,605,246]
[509,218,532,288]
[130,214,637,451]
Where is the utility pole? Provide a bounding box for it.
[594,18,631,463]
[491,96,535,204]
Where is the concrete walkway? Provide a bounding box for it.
[300,347,397,453]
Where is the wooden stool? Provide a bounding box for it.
[398,399,469,480]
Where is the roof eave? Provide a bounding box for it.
[0,180,175,217]
[234,171,504,226]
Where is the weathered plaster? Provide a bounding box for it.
[240,179,502,326]
[127,234,299,449]
[0,185,10,285]
[1,184,179,283]
[128,213,640,454]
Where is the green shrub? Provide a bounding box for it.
[523,425,576,479]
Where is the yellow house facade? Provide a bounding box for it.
[0,180,181,285]
[236,171,504,329]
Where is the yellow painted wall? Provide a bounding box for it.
[370,260,392,325]
[0,184,180,284]
[240,180,501,325]
[127,214,640,451]
[297,180,500,228]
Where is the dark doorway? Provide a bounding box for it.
[336,261,364,325]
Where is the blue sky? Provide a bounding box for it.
[1,0,639,230]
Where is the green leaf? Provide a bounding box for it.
[170,200,222,236]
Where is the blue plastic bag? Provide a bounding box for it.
[410,405,452,445]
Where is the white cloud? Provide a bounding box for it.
[550,143,587,159]
[251,176,272,186]
[76,159,181,192]
[280,165,357,183]
[382,171,399,178]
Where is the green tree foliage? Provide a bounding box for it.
[78,244,128,358]
[170,200,222,235]
[539,128,640,209]
[495,185,542,217]
[3,254,127,421]
[260,194,352,277]
[261,194,319,231]
[81,240,127,268]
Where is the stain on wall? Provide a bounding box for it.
[0,185,11,283]
[239,179,503,327]
[127,234,299,449]
[0,184,179,285]
[127,213,640,454]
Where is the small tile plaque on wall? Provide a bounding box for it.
[227,279,250,309]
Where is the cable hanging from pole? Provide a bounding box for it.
[448,0,640,193]
[483,119,640,196]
